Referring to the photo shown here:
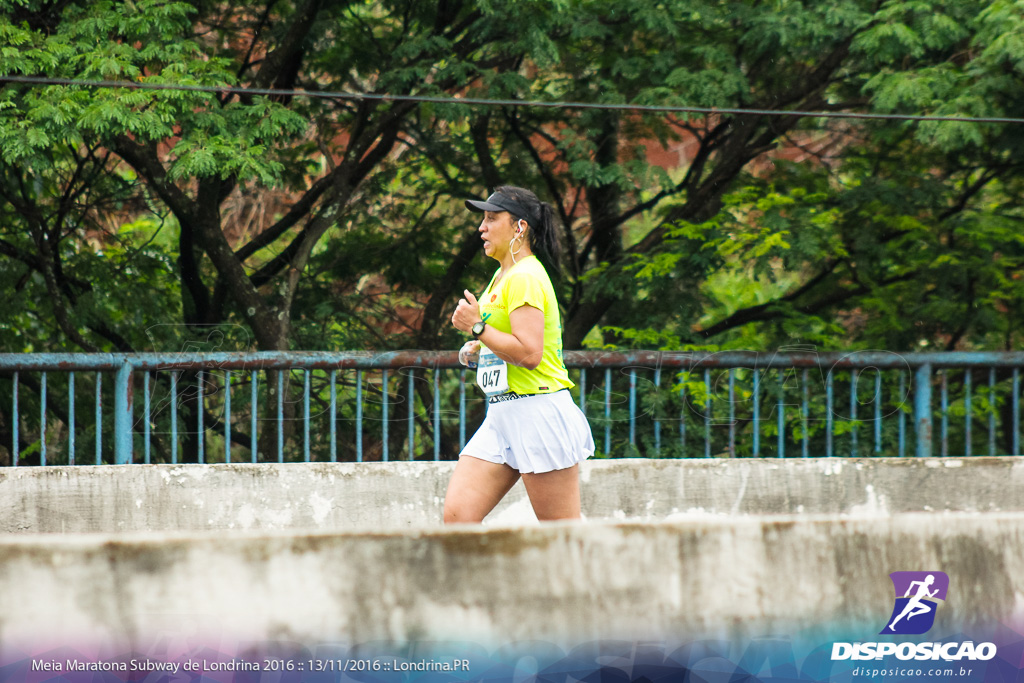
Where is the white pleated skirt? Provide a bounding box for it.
[461,389,595,473]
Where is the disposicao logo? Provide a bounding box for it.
[831,571,998,662]
[882,571,948,635]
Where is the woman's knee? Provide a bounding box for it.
[443,456,519,524]
[442,498,479,524]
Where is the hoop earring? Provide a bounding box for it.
[509,236,523,264]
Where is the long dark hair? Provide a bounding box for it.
[491,185,563,283]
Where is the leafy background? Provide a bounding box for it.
[2,0,1023,462]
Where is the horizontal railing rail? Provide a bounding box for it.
[2,350,1022,465]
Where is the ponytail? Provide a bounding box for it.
[533,200,563,284]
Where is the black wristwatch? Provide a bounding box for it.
[471,321,486,338]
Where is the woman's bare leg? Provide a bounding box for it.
[520,464,581,521]
[443,455,521,524]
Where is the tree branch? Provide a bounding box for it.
[470,113,502,189]
[31,220,99,352]
[696,260,845,338]
[250,0,323,92]
[417,227,484,346]
[939,168,1002,222]
[234,167,338,263]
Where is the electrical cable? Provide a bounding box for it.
[1,74,1023,126]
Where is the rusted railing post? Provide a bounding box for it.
[914,363,932,458]
[114,360,134,465]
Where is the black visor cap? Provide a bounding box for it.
[465,192,537,224]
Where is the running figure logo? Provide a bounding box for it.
[881,571,949,635]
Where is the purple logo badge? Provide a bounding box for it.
[881,571,949,635]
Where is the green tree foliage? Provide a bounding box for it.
[2,0,1024,461]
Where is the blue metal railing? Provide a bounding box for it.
[2,350,1023,465]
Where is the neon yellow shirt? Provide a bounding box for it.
[478,255,573,394]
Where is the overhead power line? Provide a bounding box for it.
[2,74,1023,126]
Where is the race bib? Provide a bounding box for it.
[476,347,509,396]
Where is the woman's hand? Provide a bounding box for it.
[459,340,481,367]
[451,289,481,334]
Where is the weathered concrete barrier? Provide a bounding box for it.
[1,513,1022,649]
[3,459,1023,666]
[1,457,1022,533]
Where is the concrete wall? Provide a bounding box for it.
[2,514,1023,648]
[2,457,1023,533]
[3,459,1024,652]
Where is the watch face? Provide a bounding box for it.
[472,322,485,336]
